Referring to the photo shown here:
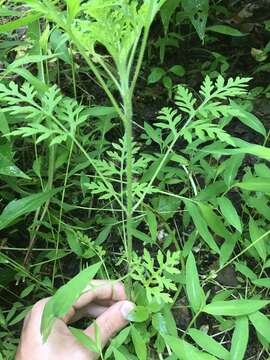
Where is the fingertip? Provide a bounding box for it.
[120,301,135,320]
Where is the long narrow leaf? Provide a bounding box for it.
[41,262,101,341]
[0,189,59,231]
[230,317,249,360]
[186,253,205,313]
[203,300,269,316]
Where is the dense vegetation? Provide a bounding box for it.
[0,0,270,359]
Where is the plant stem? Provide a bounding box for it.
[130,2,154,97]
[123,90,133,294]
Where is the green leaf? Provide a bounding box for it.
[131,326,147,360]
[248,195,270,221]
[200,141,270,161]
[1,54,57,80]
[230,317,249,360]
[223,154,244,188]
[235,262,257,281]
[203,300,270,316]
[188,328,229,359]
[207,25,245,36]
[0,7,20,16]
[41,262,101,341]
[14,68,49,94]
[145,208,157,242]
[69,327,99,353]
[8,307,31,326]
[65,229,82,256]
[163,76,173,90]
[86,106,117,118]
[0,13,40,33]
[217,197,242,233]
[230,102,266,137]
[0,112,10,136]
[199,203,229,239]
[132,227,153,244]
[249,217,267,262]
[127,306,149,323]
[169,65,186,77]
[163,305,178,337]
[0,189,58,231]
[105,327,130,359]
[220,233,238,267]
[152,312,169,336]
[66,0,81,21]
[164,335,217,360]
[160,0,180,36]
[236,178,270,193]
[252,278,270,288]
[20,284,35,298]
[186,253,205,313]
[0,153,30,179]
[113,348,127,360]
[96,225,112,245]
[249,311,270,343]
[184,201,220,253]
[182,0,209,40]
[234,138,270,160]
[148,67,166,84]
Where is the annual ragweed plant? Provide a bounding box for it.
[0,0,270,359]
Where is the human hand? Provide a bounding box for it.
[15,280,134,360]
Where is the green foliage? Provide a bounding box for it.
[41,262,101,341]
[131,249,180,303]
[1,0,270,359]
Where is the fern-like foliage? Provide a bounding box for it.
[175,75,251,118]
[75,1,143,67]
[181,120,234,145]
[155,107,182,138]
[87,136,154,201]
[74,0,166,65]
[131,249,181,303]
[175,86,196,116]
[154,75,251,146]
[0,82,88,146]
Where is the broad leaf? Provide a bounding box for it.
[164,335,217,360]
[41,262,101,341]
[0,189,58,231]
[127,306,149,323]
[131,326,147,360]
[252,278,270,289]
[236,178,270,193]
[188,328,229,359]
[186,252,205,313]
[230,317,249,360]
[0,153,30,179]
[182,0,209,41]
[249,311,270,343]
[207,25,245,36]
[217,197,242,233]
[203,300,269,316]
[185,201,220,253]
[69,327,99,353]
[249,217,267,262]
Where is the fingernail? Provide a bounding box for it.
[120,301,135,320]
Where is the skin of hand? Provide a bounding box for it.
[15,280,135,360]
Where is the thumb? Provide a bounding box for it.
[84,300,135,348]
